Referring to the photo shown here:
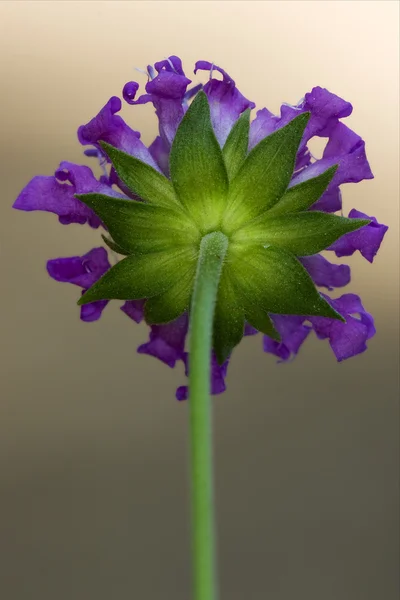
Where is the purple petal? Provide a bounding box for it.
[292,123,374,212]
[13,162,124,227]
[328,209,388,263]
[47,247,110,288]
[249,86,352,151]
[154,55,186,76]
[123,56,191,147]
[176,352,229,401]
[175,386,188,402]
[120,300,145,324]
[80,298,109,323]
[78,96,160,169]
[194,60,255,146]
[244,323,259,336]
[248,108,278,149]
[248,87,372,214]
[310,186,342,213]
[293,122,373,186]
[47,247,111,322]
[301,87,353,138]
[138,313,189,368]
[300,254,351,290]
[148,135,170,176]
[309,293,376,361]
[263,315,312,362]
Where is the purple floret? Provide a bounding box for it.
[78,96,159,169]
[328,209,388,263]
[137,314,189,369]
[194,61,255,146]
[300,254,351,290]
[176,352,229,401]
[123,55,192,147]
[47,247,111,322]
[263,315,312,362]
[309,294,376,361]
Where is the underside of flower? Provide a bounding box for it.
[13,55,388,395]
[76,92,369,364]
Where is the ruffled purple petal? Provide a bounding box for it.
[248,87,372,214]
[263,315,312,362]
[328,209,388,263]
[194,61,255,146]
[309,293,376,361]
[293,122,374,212]
[47,247,111,322]
[300,254,351,290]
[78,96,160,170]
[176,352,229,401]
[13,162,125,227]
[47,247,110,288]
[249,87,352,151]
[120,300,145,324]
[137,313,188,368]
[123,56,191,147]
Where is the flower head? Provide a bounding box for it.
[13,56,387,398]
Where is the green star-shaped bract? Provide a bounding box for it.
[76,92,369,364]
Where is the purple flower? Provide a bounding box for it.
[293,123,374,213]
[138,313,189,369]
[47,247,111,322]
[263,315,312,362]
[123,56,192,147]
[309,294,376,361]
[13,162,120,227]
[78,96,160,170]
[194,61,255,146]
[176,352,229,401]
[120,300,145,324]
[13,55,387,398]
[328,209,388,263]
[300,254,351,290]
[249,87,373,214]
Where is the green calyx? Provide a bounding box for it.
[76,91,369,364]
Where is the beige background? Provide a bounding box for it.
[0,1,399,599]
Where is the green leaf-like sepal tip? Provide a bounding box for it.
[76,91,370,363]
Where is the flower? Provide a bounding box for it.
[13,56,387,398]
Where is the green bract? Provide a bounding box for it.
[76,92,369,364]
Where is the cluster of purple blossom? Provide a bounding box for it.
[14,56,387,399]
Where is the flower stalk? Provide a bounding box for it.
[189,232,228,600]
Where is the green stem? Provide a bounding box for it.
[188,231,229,600]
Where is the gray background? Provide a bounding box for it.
[1,2,399,599]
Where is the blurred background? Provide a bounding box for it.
[1,2,399,599]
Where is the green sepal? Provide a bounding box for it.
[229,266,281,339]
[267,165,338,216]
[213,265,245,364]
[76,193,199,254]
[78,246,197,305]
[144,265,195,324]
[99,141,178,208]
[169,91,229,232]
[222,112,311,234]
[230,244,344,320]
[222,109,251,181]
[101,234,129,256]
[244,307,280,340]
[233,211,370,256]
